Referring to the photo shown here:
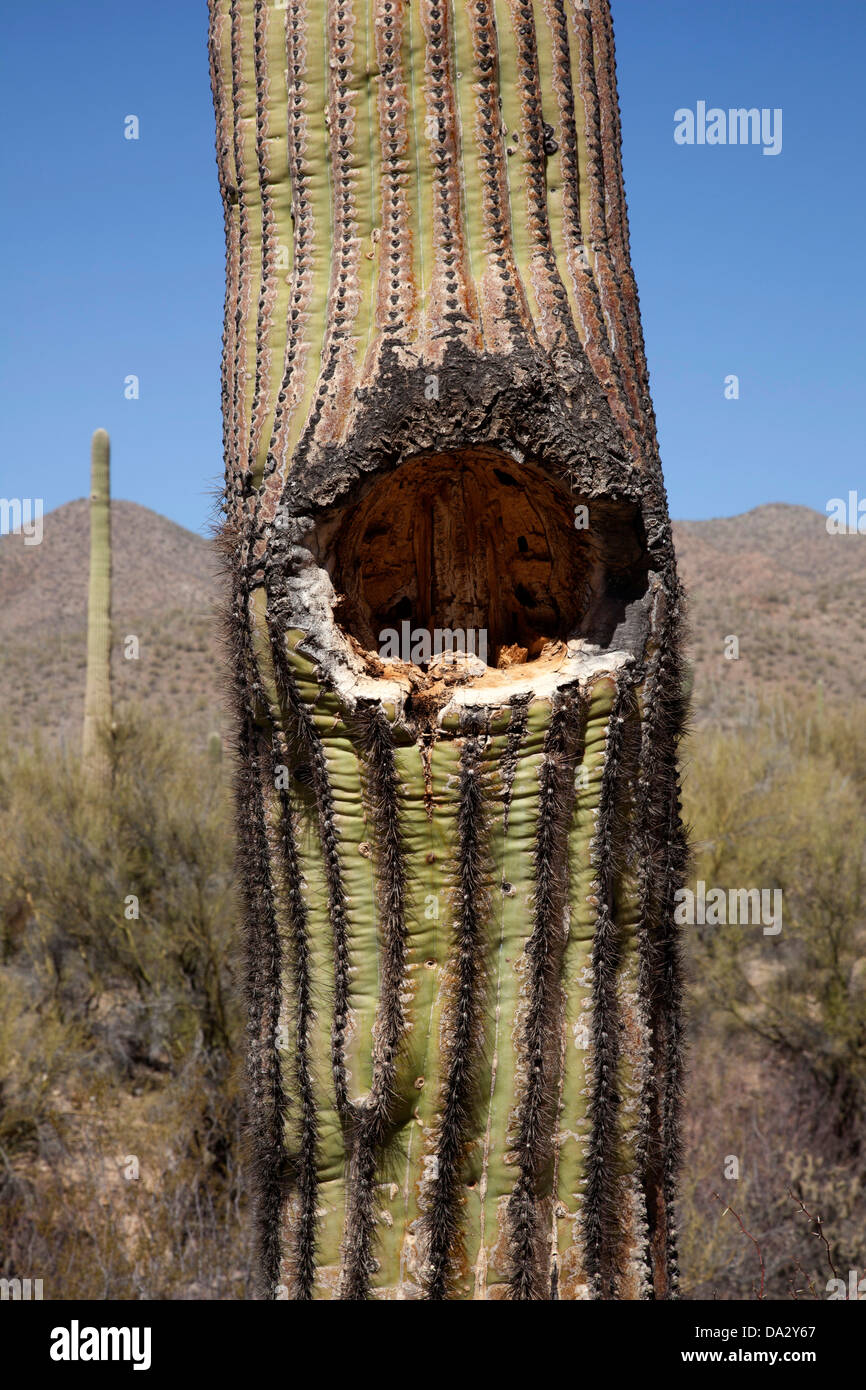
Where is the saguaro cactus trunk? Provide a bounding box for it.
[82,428,113,771]
[209,0,687,1300]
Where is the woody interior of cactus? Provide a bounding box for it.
[210,0,687,1302]
[297,450,651,708]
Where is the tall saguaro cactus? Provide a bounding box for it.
[82,428,113,770]
[209,0,687,1299]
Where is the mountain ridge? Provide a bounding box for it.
[2,499,862,745]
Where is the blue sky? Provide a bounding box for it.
[1,0,863,535]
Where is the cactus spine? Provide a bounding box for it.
[209,0,687,1300]
[82,428,113,770]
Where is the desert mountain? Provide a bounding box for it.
[1,499,862,746]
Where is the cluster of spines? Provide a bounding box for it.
[632,586,689,1298]
[499,692,531,831]
[220,557,287,1299]
[424,0,477,343]
[271,727,318,1300]
[341,704,410,1299]
[375,0,414,341]
[509,0,579,356]
[586,0,657,433]
[508,685,587,1298]
[582,675,637,1297]
[308,0,359,440]
[266,0,312,500]
[246,0,277,490]
[206,8,237,499]
[269,631,353,1126]
[466,0,527,346]
[227,2,253,509]
[425,712,491,1298]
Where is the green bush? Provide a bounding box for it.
[679,697,866,1298]
[0,711,251,1298]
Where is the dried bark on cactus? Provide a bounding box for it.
[209,0,687,1300]
[82,428,113,772]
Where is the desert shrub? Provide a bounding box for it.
[0,711,250,1298]
[679,697,866,1298]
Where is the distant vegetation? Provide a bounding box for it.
[679,698,866,1298]
[1,691,862,1298]
[0,713,251,1298]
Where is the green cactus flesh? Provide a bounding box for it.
[238,603,677,1299]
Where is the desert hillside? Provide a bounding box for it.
[1,498,862,744]
[0,501,227,747]
[675,502,866,723]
